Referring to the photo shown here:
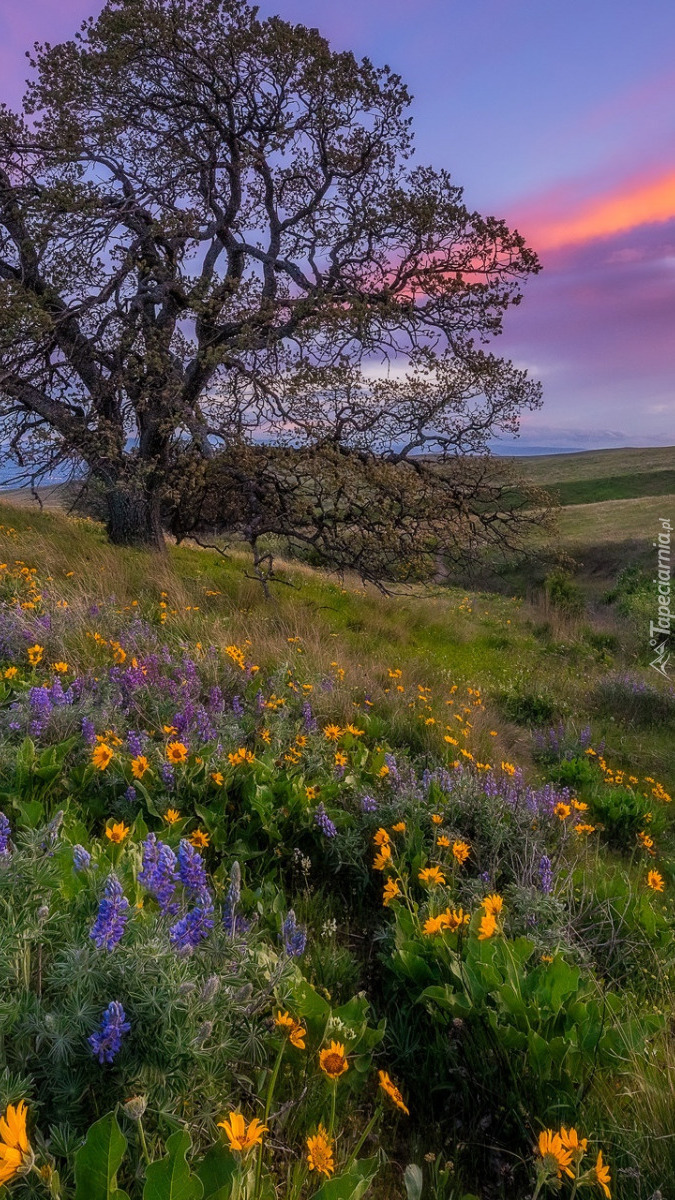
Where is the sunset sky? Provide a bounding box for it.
[1,0,674,450]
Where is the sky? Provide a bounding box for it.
[1,0,674,451]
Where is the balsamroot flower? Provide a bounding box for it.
[594,1149,611,1198]
[537,1129,573,1180]
[105,821,129,844]
[90,874,130,950]
[274,1010,307,1049]
[92,743,114,770]
[131,755,149,779]
[418,866,445,887]
[378,1070,410,1115]
[0,1101,33,1186]
[452,841,470,864]
[218,1112,267,1153]
[383,878,401,906]
[166,741,188,764]
[88,1001,131,1064]
[482,894,503,916]
[319,1040,349,1079]
[647,870,665,891]
[478,911,498,940]
[306,1125,334,1177]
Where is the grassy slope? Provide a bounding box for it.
[1,500,672,792]
[511,445,675,485]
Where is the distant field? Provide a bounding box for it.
[556,492,674,543]
[509,445,674,485]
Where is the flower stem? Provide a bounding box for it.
[253,1040,284,1200]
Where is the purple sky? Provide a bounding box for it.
[2,0,674,449]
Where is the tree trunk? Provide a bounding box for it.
[104,481,166,550]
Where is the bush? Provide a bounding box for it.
[544,569,584,617]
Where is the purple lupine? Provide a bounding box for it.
[282,909,307,957]
[81,716,97,746]
[314,803,337,838]
[209,686,224,714]
[49,678,68,707]
[88,1001,131,1063]
[125,786,137,803]
[160,762,175,789]
[360,794,378,814]
[223,862,241,935]
[255,690,265,713]
[302,700,318,732]
[195,707,216,742]
[29,686,53,735]
[138,834,178,913]
[539,855,554,895]
[170,894,215,954]
[0,812,12,857]
[384,753,399,781]
[90,875,130,951]
[127,730,144,757]
[232,695,244,717]
[177,840,209,898]
[72,844,92,872]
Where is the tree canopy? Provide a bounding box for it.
[0,0,543,561]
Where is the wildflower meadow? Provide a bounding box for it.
[0,507,672,1200]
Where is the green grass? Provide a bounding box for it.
[543,469,675,506]
[509,445,675,486]
[1,499,672,792]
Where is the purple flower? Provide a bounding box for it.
[160,763,175,789]
[255,690,265,713]
[209,686,224,714]
[90,874,130,951]
[360,795,378,814]
[170,894,215,954]
[72,844,91,872]
[282,909,306,957]
[539,855,553,895]
[88,1001,131,1064]
[0,812,12,856]
[125,786,137,803]
[138,834,178,913]
[232,695,244,717]
[177,839,209,898]
[302,700,318,732]
[127,729,144,757]
[29,686,53,735]
[314,803,337,838]
[81,717,97,746]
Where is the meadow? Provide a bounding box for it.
[0,464,673,1200]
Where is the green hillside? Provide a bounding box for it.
[0,500,674,1198]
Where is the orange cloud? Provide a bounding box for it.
[523,169,675,250]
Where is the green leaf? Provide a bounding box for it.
[143,1130,204,1200]
[309,1156,378,1200]
[404,1164,423,1200]
[74,1112,130,1200]
[196,1143,237,1199]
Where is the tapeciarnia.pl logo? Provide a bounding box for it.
[650,517,672,679]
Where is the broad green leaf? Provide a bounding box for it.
[143,1130,203,1200]
[74,1112,129,1200]
[404,1164,423,1200]
[310,1156,378,1200]
[196,1143,237,1198]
